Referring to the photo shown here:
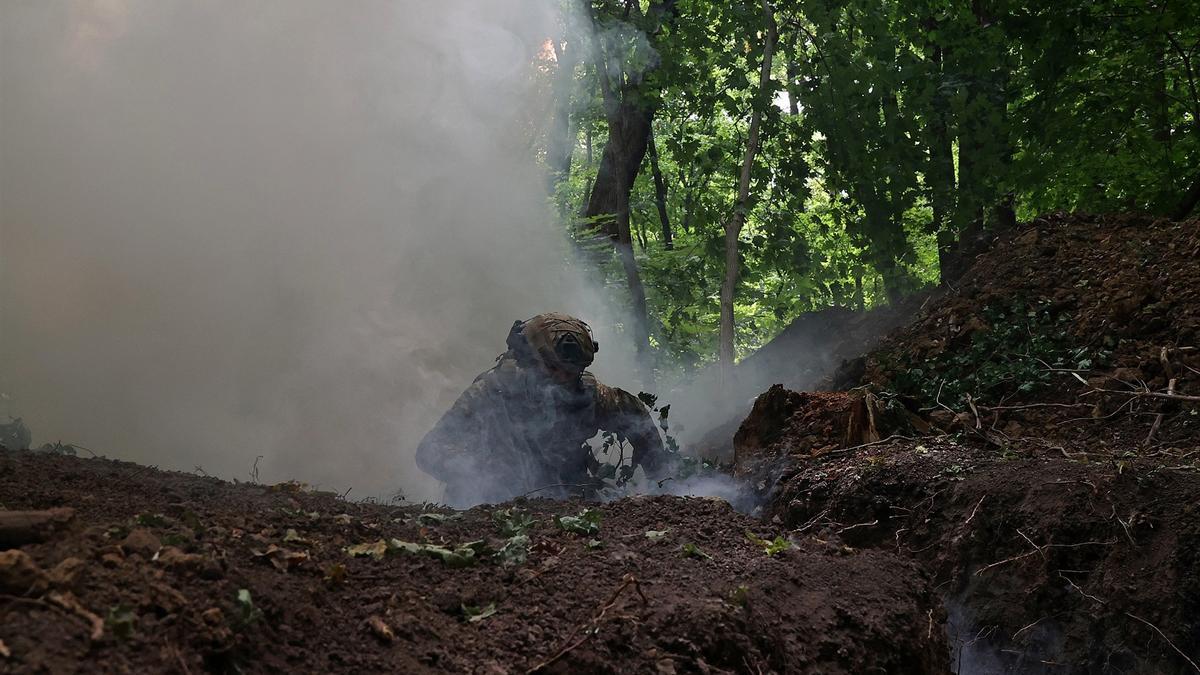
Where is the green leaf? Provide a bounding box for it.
[746,531,792,556]
[462,603,497,623]
[492,508,535,537]
[555,509,602,536]
[681,542,713,560]
[496,535,529,567]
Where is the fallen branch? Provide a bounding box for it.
[520,483,592,498]
[963,496,986,528]
[1145,376,1179,446]
[1085,388,1200,403]
[526,573,646,673]
[823,435,918,457]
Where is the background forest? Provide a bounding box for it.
[531,0,1200,377]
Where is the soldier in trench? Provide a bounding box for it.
[415,313,669,506]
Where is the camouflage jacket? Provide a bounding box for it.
[415,357,666,506]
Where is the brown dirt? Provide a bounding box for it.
[847,211,1200,452]
[766,436,1200,674]
[0,448,947,674]
[730,212,1200,673]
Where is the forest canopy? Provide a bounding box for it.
[531,0,1200,374]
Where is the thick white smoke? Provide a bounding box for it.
[0,1,639,501]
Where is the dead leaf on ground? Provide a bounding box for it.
[0,638,10,658]
[251,544,309,572]
[366,615,394,643]
[345,540,388,560]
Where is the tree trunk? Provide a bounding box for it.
[546,39,579,194]
[582,0,677,377]
[647,130,673,249]
[585,106,654,238]
[786,43,800,117]
[928,42,958,282]
[719,0,777,368]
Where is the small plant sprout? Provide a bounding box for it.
[746,531,792,556]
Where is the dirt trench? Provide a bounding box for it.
[0,448,949,674]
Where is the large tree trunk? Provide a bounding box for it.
[582,0,676,376]
[584,106,653,238]
[719,0,777,368]
[647,130,673,249]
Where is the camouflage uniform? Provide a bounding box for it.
[415,313,666,506]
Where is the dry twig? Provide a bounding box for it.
[526,573,646,673]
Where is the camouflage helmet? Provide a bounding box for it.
[507,312,598,375]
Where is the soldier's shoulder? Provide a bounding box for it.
[588,378,645,410]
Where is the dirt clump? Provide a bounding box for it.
[0,448,948,674]
[730,212,1200,673]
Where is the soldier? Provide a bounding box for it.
[416,313,668,506]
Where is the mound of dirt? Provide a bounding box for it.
[845,212,1200,452]
[766,436,1200,674]
[0,449,948,674]
[726,212,1200,672]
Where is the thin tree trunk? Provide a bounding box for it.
[719,0,777,368]
[647,130,673,249]
[785,34,800,117]
[928,40,957,282]
[546,39,579,194]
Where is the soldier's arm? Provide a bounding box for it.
[595,384,670,479]
[414,370,502,483]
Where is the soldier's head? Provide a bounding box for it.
[506,312,598,383]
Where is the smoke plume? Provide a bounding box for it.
[0,0,638,502]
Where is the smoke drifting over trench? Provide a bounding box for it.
[0,1,636,501]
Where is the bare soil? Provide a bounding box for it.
[0,449,946,674]
[733,213,1200,673]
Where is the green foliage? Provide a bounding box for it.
[680,542,713,560]
[555,509,602,536]
[492,508,535,538]
[346,538,492,568]
[541,0,1197,371]
[462,603,497,623]
[415,512,462,526]
[887,300,1111,407]
[234,589,263,629]
[745,531,792,556]
[496,535,530,567]
[106,605,137,641]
